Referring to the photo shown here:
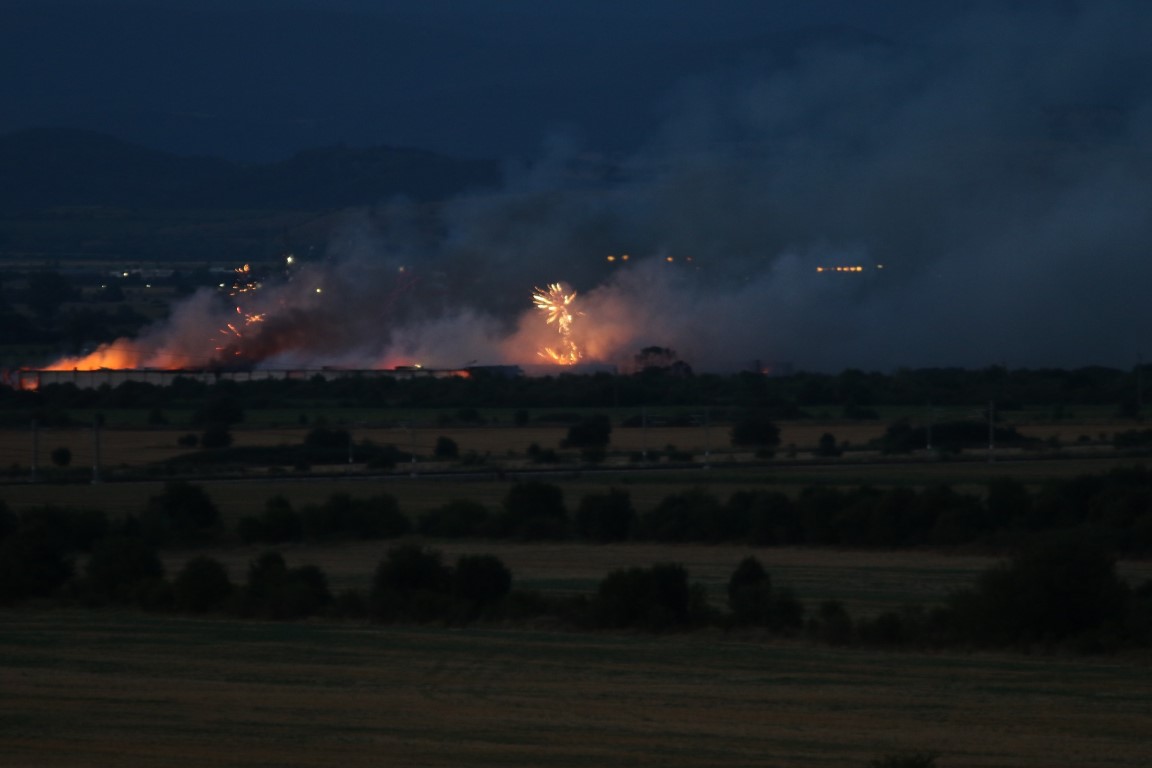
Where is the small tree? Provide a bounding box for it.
[453,554,512,613]
[728,556,772,625]
[814,432,842,457]
[561,414,611,449]
[730,410,781,457]
[433,436,460,459]
[141,481,221,546]
[594,563,699,631]
[499,481,567,540]
[50,446,72,468]
[370,544,452,622]
[85,536,165,605]
[575,489,636,542]
[200,424,233,449]
[173,556,233,613]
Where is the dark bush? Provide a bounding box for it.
[433,436,459,459]
[0,529,73,604]
[593,563,702,631]
[641,489,724,541]
[726,556,804,632]
[200,424,233,449]
[173,556,233,613]
[947,533,1129,649]
[808,600,853,645]
[453,554,512,616]
[50,446,72,468]
[561,414,611,449]
[302,493,409,540]
[727,556,771,626]
[241,551,332,620]
[85,536,165,605]
[729,410,781,455]
[498,481,567,540]
[370,544,452,622]
[191,395,244,426]
[141,481,221,546]
[417,499,490,538]
[575,489,636,542]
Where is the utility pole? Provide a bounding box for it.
[702,407,711,469]
[409,415,417,478]
[30,418,38,483]
[925,403,933,453]
[92,414,103,483]
[642,406,648,462]
[987,401,995,464]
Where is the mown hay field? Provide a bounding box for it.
[1,418,1128,472]
[3,610,1151,768]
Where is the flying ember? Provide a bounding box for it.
[533,282,582,365]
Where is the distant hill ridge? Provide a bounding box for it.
[0,127,501,210]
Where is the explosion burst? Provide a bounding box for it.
[215,264,269,356]
[533,282,582,365]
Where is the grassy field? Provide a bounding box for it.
[3,609,1151,768]
[5,412,1152,767]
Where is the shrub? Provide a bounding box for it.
[85,536,165,605]
[173,556,233,613]
[0,529,73,604]
[947,533,1129,649]
[498,481,567,540]
[50,446,72,468]
[433,436,459,459]
[141,481,221,546]
[302,493,409,540]
[242,551,332,620]
[809,600,853,645]
[729,410,781,455]
[727,556,771,625]
[575,489,636,542]
[641,489,723,541]
[200,424,233,449]
[561,414,611,449]
[370,544,452,622]
[453,554,512,615]
[726,556,804,632]
[417,499,490,538]
[593,563,702,631]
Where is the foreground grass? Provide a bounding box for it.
[2,610,1150,767]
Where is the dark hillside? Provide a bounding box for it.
[0,127,500,210]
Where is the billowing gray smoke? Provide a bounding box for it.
[69,2,1152,372]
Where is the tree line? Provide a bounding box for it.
[2,496,1150,654]
[3,362,1148,416]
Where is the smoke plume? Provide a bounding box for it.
[53,2,1152,372]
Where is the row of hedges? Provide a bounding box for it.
[4,516,1152,653]
[8,464,1152,556]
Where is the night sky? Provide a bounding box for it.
[5,0,1152,371]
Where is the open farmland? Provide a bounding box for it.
[4,410,1152,767]
[3,610,1151,768]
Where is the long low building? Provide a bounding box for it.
[1,365,492,391]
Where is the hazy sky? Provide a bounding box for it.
[10,0,1152,371]
[3,0,949,160]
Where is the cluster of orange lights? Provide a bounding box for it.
[815,265,879,273]
[605,254,630,263]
